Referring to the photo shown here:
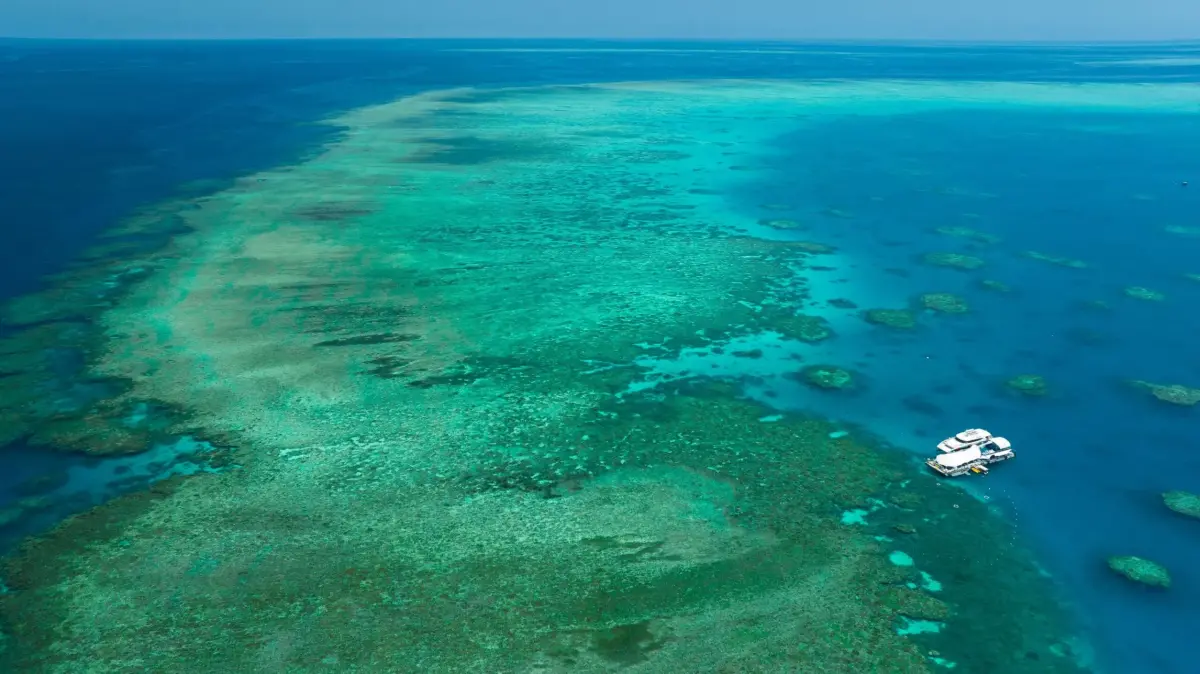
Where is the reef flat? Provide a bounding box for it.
[2,79,1182,672]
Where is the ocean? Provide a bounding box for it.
[1,38,1198,673]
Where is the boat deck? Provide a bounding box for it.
[926,450,1014,477]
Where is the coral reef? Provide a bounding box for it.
[0,81,1094,674]
[0,321,183,455]
[797,364,855,390]
[889,491,924,509]
[1185,273,1200,283]
[1130,380,1200,406]
[787,241,836,254]
[1123,286,1165,302]
[934,226,1001,244]
[1006,374,1049,397]
[1162,491,1200,519]
[1107,556,1171,588]
[922,252,985,270]
[1022,251,1087,269]
[979,279,1011,292]
[779,313,833,342]
[863,308,918,329]
[919,293,970,314]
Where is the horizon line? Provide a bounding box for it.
[2,36,1200,47]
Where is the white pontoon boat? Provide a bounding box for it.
[926,428,1014,477]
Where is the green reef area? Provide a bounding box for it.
[1163,491,1200,519]
[0,81,1112,673]
[1006,374,1049,398]
[918,293,970,314]
[864,307,919,329]
[796,364,855,391]
[1122,286,1165,302]
[1106,556,1171,589]
[921,252,985,271]
[1129,380,1200,406]
[933,226,1001,244]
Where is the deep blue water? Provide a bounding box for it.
[3,38,1199,297]
[730,106,1200,673]
[3,38,1200,672]
[4,38,1200,298]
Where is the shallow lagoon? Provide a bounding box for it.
[2,41,1199,673]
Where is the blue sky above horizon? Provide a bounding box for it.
[2,1,1200,42]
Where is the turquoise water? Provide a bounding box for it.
[2,40,1200,672]
[644,102,1200,671]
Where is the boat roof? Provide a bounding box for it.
[955,429,991,442]
[937,446,982,468]
[938,429,994,452]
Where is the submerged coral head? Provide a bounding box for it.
[918,293,969,314]
[1123,286,1165,302]
[1130,380,1200,406]
[1006,374,1048,397]
[922,252,985,271]
[863,308,917,329]
[1163,491,1200,519]
[797,364,855,391]
[781,313,833,342]
[1107,555,1171,588]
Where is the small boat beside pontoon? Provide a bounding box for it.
[927,428,1014,477]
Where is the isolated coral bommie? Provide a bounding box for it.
[780,313,833,342]
[1107,555,1171,588]
[1123,286,1165,302]
[922,252,985,270]
[797,364,855,390]
[1006,374,1048,397]
[919,293,969,314]
[1163,491,1200,519]
[1130,380,1200,406]
[863,308,918,329]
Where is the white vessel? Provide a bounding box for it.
[926,428,1014,477]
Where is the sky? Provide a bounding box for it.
[1,0,1199,42]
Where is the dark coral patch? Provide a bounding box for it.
[314,333,420,347]
[294,203,377,222]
